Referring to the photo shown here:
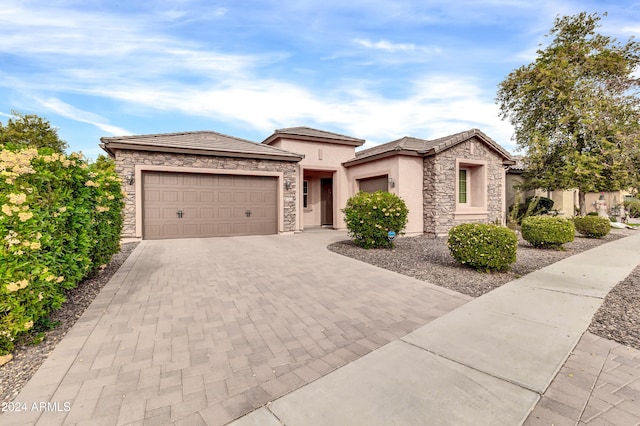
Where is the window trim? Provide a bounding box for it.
[455,158,488,217]
[458,169,468,204]
[303,180,309,209]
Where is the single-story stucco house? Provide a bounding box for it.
[506,158,632,217]
[100,127,514,240]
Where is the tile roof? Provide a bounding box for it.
[346,129,514,165]
[100,131,304,161]
[508,156,526,171]
[263,126,365,146]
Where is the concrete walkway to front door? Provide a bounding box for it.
[2,231,470,425]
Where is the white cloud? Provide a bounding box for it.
[0,1,520,153]
[36,98,132,136]
[76,72,515,150]
[352,38,442,59]
[354,39,418,52]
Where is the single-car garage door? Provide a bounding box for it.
[143,171,278,240]
[358,175,388,193]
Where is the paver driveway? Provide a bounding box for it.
[4,231,470,426]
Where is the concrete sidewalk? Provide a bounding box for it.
[231,233,640,426]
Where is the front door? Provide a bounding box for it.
[321,178,333,226]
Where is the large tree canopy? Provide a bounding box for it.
[0,110,68,153]
[497,12,640,215]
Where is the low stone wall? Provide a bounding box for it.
[115,150,298,237]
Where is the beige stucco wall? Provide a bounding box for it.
[585,190,630,215]
[346,155,424,235]
[505,177,630,217]
[424,137,506,237]
[270,138,357,230]
[114,149,298,238]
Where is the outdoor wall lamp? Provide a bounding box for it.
[285,179,291,190]
[388,177,395,188]
[125,171,134,186]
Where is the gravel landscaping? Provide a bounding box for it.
[0,242,139,405]
[329,228,640,351]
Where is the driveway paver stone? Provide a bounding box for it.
[1,231,469,425]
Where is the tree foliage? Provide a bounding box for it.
[0,110,68,153]
[497,12,640,215]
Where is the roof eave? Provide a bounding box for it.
[102,142,304,162]
[99,142,116,158]
[343,149,422,167]
[263,133,365,147]
[429,130,513,161]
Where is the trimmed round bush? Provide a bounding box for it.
[573,215,610,238]
[521,216,575,249]
[342,191,408,249]
[447,223,518,272]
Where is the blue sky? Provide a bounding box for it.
[1,1,639,159]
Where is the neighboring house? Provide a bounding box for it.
[101,127,514,240]
[506,158,631,217]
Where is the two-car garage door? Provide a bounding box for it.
[142,171,278,240]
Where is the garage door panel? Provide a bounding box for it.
[218,175,234,186]
[145,190,161,202]
[162,223,180,236]
[183,174,199,185]
[183,191,198,202]
[199,175,216,186]
[162,174,179,185]
[183,207,199,219]
[162,191,179,202]
[200,191,215,202]
[182,224,200,236]
[218,192,232,202]
[217,207,232,218]
[143,171,278,240]
[200,207,215,219]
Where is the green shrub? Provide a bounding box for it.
[508,196,555,225]
[521,216,575,249]
[586,211,599,216]
[0,147,124,355]
[447,223,518,272]
[573,215,610,238]
[342,191,408,249]
[624,199,640,218]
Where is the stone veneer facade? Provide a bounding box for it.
[114,150,298,237]
[423,136,505,236]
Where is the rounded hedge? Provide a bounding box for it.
[521,216,575,249]
[447,223,518,272]
[573,215,610,238]
[342,191,408,249]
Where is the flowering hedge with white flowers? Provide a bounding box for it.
[0,146,124,355]
[342,191,409,249]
